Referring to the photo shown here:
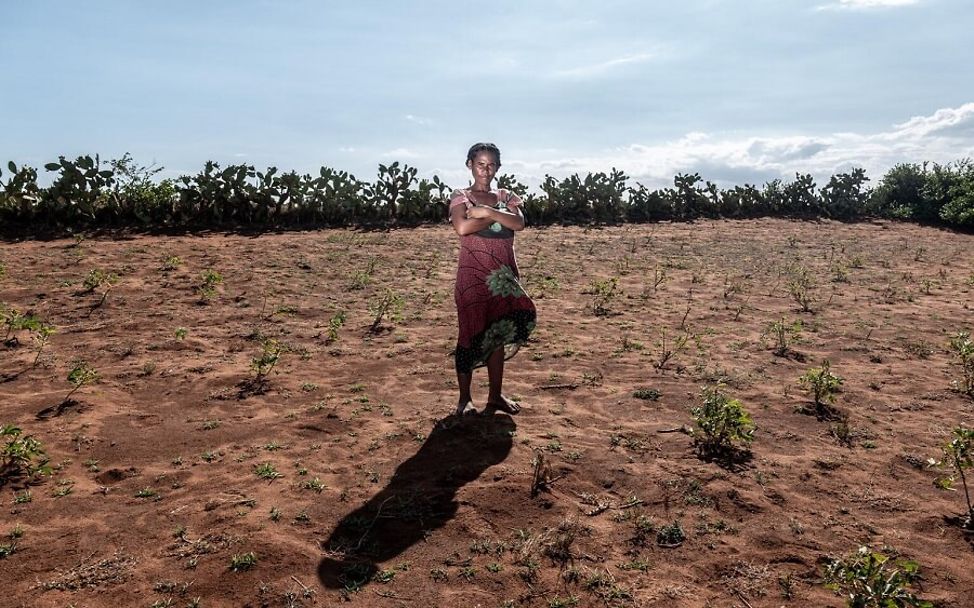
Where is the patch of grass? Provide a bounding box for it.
[824,546,932,608]
[617,559,651,572]
[632,387,661,401]
[0,541,17,558]
[52,480,74,497]
[583,568,632,602]
[302,478,325,493]
[1,424,52,481]
[656,521,686,547]
[254,462,283,480]
[229,552,257,572]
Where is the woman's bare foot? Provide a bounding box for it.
[484,395,521,415]
[456,399,477,416]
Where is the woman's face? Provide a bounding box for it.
[467,151,499,187]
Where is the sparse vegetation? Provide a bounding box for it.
[946,331,974,397]
[824,546,932,608]
[800,360,843,416]
[82,268,118,308]
[326,310,347,343]
[229,552,257,572]
[368,288,404,332]
[632,387,661,401]
[197,269,223,302]
[691,385,755,459]
[65,360,98,402]
[654,327,691,370]
[766,318,802,356]
[589,277,619,316]
[1,201,973,604]
[787,264,816,313]
[1,425,52,481]
[930,426,974,530]
[254,463,283,480]
[251,337,284,382]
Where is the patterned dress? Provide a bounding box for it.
[450,188,537,374]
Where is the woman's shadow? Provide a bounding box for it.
[318,412,515,591]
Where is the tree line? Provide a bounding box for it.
[1,154,972,234]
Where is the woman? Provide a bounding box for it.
[448,142,537,416]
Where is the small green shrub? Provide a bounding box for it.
[655,521,685,547]
[326,310,347,343]
[632,388,661,401]
[799,360,843,415]
[229,552,257,571]
[1,304,45,341]
[1,425,52,481]
[691,385,755,458]
[947,331,974,397]
[30,322,55,366]
[787,264,816,313]
[766,318,802,356]
[251,338,283,381]
[368,288,404,332]
[198,269,223,302]
[82,268,118,294]
[161,255,182,271]
[589,277,619,316]
[65,360,98,402]
[254,462,282,480]
[930,426,974,530]
[824,546,932,608]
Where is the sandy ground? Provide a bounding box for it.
[1,219,972,608]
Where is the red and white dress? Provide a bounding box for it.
[449,188,537,373]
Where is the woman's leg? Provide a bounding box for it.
[456,370,474,414]
[486,347,520,414]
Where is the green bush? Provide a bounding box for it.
[869,163,927,218]
[0,161,40,223]
[938,161,974,227]
[690,384,755,458]
[799,360,843,414]
[819,168,870,219]
[824,546,932,608]
[540,170,628,224]
[947,332,974,396]
[1,425,52,481]
[931,426,974,530]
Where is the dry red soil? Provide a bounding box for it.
[1,219,972,608]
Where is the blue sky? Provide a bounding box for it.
[2,0,972,189]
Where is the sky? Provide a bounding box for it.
[1,0,973,190]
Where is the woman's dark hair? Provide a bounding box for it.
[466,142,501,167]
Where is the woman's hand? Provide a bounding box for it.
[465,205,493,220]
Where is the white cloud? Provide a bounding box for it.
[887,103,974,138]
[507,102,974,189]
[405,114,432,126]
[380,147,421,159]
[816,0,922,11]
[552,52,659,79]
